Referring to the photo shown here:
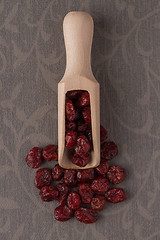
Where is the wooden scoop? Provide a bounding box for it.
[58,11,100,169]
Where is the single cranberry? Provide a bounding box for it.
[105,188,126,203]
[77,169,94,182]
[85,129,92,145]
[74,135,90,157]
[42,145,58,161]
[91,177,110,194]
[66,121,77,131]
[65,131,77,149]
[100,125,108,142]
[34,168,52,189]
[76,92,90,107]
[75,208,98,224]
[65,99,76,121]
[25,147,43,168]
[67,191,81,210]
[63,169,77,187]
[56,183,69,204]
[107,166,125,184]
[40,186,59,201]
[82,107,91,124]
[72,153,90,167]
[77,120,88,133]
[95,159,109,176]
[52,164,64,181]
[54,203,73,222]
[91,194,106,210]
[101,141,118,160]
[78,183,94,204]
[67,90,83,100]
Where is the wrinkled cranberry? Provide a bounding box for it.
[100,125,108,142]
[82,107,91,124]
[74,135,90,157]
[52,164,64,181]
[67,191,81,210]
[78,183,94,204]
[72,153,90,167]
[101,141,118,160]
[77,169,94,182]
[76,92,90,107]
[66,121,77,131]
[77,120,88,133]
[107,166,125,184]
[95,159,109,176]
[63,169,77,187]
[91,194,106,210]
[91,177,110,194]
[67,90,83,100]
[40,186,59,201]
[42,145,58,161]
[65,99,76,122]
[65,131,77,149]
[75,208,98,224]
[34,168,52,189]
[54,203,73,222]
[105,188,126,203]
[56,183,69,204]
[26,147,43,168]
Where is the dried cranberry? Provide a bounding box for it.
[52,164,64,181]
[67,191,81,210]
[75,208,98,224]
[65,99,76,121]
[63,169,77,187]
[77,169,94,183]
[66,121,77,131]
[54,203,73,222]
[77,120,88,133]
[67,90,83,100]
[56,183,69,204]
[107,166,125,184]
[82,107,91,124]
[91,194,106,210]
[42,145,58,161]
[65,131,77,149]
[95,159,109,176]
[105,188,126,203]
[40,186,59,201]
[34,168,52,189]
[76,92,90,107]
[101,141,118,160]
[100,125,108,142]
[25,147,43,168]
[91,177,110,194]
[78,183,94,204]
[85,129,92,145]
[72,153,90,167]
[74,135,90,157]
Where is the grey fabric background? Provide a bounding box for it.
[0,0,160,239]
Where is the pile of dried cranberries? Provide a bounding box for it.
[25,90,126,224]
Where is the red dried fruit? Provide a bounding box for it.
[85,129,92,144]
[107,165,125,184]
[101,141,118,160]
[40,186,59,201]
[105,188,126,203]
[34,168,52,189]
[91,177,110,194]
[52,164,64,181]
[76,92,90,107]
[54,203,73,222]
[66,121,77,131]
[63,169,77,187]
[65,131,77,149]
[67,191,81,210]
[74,135,90,157]
[77,169,94,183]
[95,159,109,176]
[25,147,43,168]
[100,125,108,142]
[72,153,90,167]
[75,208,98,224]
[65,99,76,121]
[42,145,58,161]
[78,183,94,204]
[67,90,83,100]
[77,120,88,133]
[91,194,106,210]
[82,107,91,124]
[56,183,69,204]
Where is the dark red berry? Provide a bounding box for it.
[40,186,59,201]
[105,188,126,203]
[74,135,90,157]
[65,131,77,149]
[66,121,77,131]
[75,208,98,224]
[91,194,106,210]
[34,168,52,189]
[100,125,108,142]
[67,90,83,100]
[101,141,118,160]
[107,166,125,184]
[52,164,64,181]
[63,169,77,187]
[82,107,91,124]
[25,147,43,168]
[95,159,109,176]
[56,183,69,204]
[54,203,73,222]
[67,191,81,210]
[72,153,90,167]
[76,92,90,107]
[42,145,58,161]
[65,99,76,121]
[91,177,110,194]
[77,120,88,133]
[85,129,92,145]
[78,183,94,204]
[77,169,94,183]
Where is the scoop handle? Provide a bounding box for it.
[63,11,94,77]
